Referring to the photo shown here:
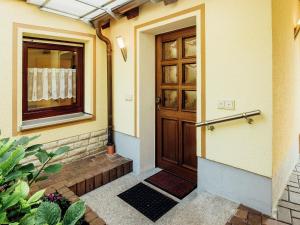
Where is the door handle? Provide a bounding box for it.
[156,97,161,111]
[156,97,161,104]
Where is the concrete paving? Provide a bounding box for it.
[81,169,238,225]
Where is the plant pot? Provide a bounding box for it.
[107,145,115,155]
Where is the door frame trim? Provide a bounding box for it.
[134,5,206,159]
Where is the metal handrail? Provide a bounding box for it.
[196,110,261,131]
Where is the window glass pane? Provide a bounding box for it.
[163,41,177,60]
[163,90,178,108]
[183,91,196,111]
[183,64,196,84]
[184,37,196,58]
[163,65,178,84]
[27,48,77,111]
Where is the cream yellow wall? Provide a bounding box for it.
[109,0,273,177]
[109,0,204,136]
[204,0,272,177]
[272,0,300,211]
[0,0,274,178]
[0,0,107,143]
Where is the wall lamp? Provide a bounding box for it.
[116,36,127,62]
[294,19,300,39]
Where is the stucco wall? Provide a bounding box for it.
[109,0,273,177]
[0,1,107,146]
[272,0,300,212]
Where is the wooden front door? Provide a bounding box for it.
[156,26,197,184]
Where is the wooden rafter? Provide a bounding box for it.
[124,7,139,20]
[164,0,177,5]
[91,0,149,28]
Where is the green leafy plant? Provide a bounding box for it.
[0,180,45,224]
[43,192,88,225]
[0,135,70,187]
[35,201,85,225]
[28,145,70,185]
[43,192,70,214]
[0,134,78,224]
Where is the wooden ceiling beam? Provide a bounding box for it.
[124,7,139,20]
[115,0,148,14]
[91,0,149,28]
[163,0,177,5]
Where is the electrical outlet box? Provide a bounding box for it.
[125,95,133,102]
[217,100,225,109]
[224,100,235,110]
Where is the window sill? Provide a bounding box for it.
[20,112,93,131]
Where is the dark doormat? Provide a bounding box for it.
[145,170,197,199]
[118,183,177,222]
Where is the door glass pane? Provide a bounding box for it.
[163,90,178,108]
[183,64,196,84]
[184,37,196,58]
[183,91,196,111]
[163,65,178,84]
[163,40,177,59]
[27,48,77,111]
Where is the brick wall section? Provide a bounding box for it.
[226,205,287,225]
[22,129,108,166]
[31,154,133,225]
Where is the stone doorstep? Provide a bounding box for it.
[31,154,133,225]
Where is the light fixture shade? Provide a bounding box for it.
[116,36,126,49]
[295,19,300,39]
[116,36,127,62]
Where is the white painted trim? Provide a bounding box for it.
[20,112,93,131]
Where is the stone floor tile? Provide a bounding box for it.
[291,173,298,178]
[292,210,300,219]
[262,218,288,225]
[290,192,300,204]
[281,190,289,201]
[277,206,292,224]
[289,182,300,188]
[293,218,300,225]
[290,175,299,183]
[292,171,300,176]
[279,200,300,211]
[290,187,300,194]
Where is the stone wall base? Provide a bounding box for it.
[22,129,108,166]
